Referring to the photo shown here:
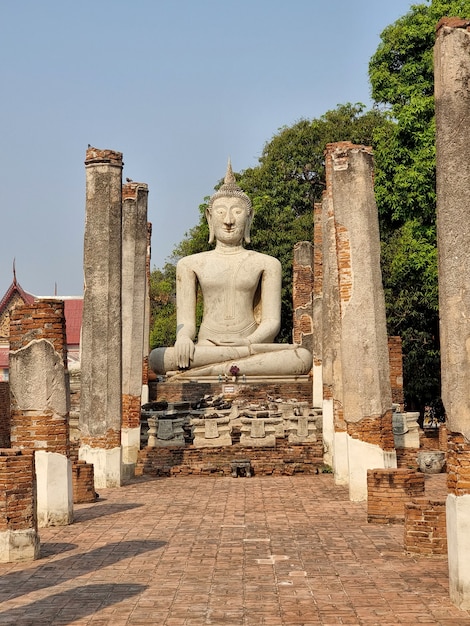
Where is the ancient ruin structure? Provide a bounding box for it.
[79,148,123,488]
[323,142,396,501]
[9,300,73,527]
[121,181,149,480]
[312,202,323,409]
[435,17,470,610]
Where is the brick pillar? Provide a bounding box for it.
[321,192,347,480]
[121,181,149,480]
[293,241,314,354]
[367,468,424,524]
[9,300,73,527]
[435,18,470,611]
[80,147,123,489]
[0,449,39,561]
[325,142,396,501]
[142,221,152,405]
[312,202,323,408]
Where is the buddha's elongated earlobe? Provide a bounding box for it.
[206,207,215,243]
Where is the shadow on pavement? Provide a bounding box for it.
[0,583,146,625]
[73,501,144,522]
[0,540,165,602]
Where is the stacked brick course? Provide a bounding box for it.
[72,461,97,503]
[137,440,323,477]
[404,497,447,555]
[293,242,314,352]
[367,468,425,524]
[0,449,36,531]
[0,382,10,447]
[388,336,404,409]
[154,379,312,405]
[447,432,470,496]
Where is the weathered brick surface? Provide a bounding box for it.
[154,379,312,404]
[137,439,324,477]
[0,382,10,448]
[367,468,425,524]
[420,428,440,450]
[10,300,67,365]
[72,461,97,503]
[396,447,419,469]
[447,431,470,495]
[347,411,395,451]
[0,449,36,531]
[388,336,404,409]
[122,394,141,429]
[404,497,447,555]
[10,412,68,454]
[293,242,314,350]
[439,424,448,451]
[80,428,121,450]
[313,202,323,296]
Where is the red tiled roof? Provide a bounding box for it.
[63,298,83,345]
[0,280,35,312]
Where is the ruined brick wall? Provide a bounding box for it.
[137,439,324,477]
[293,242,314,352]
[404,497,447,555]
[367,468,425,524]
[154,380,313,405]
[447,432,470,496]
[346,412,395,451]
[0,449,36,531]
[388,336,404,409]
[0,382,10,448]
[9,300,67,366]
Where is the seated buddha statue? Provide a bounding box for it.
[149,161,312,378]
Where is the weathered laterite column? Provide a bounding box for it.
[0,449,39,561]
[435,17,470,611]
[293,241,314,355]
[80,147,123,488]
[312,202,323,409]
[325,142,396,501]
[141,221,152,405]
[9,300,73,527]
[321,192,347,479]
[121,181,149,480]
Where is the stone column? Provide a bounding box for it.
[141,222,152,405]
[325,142,396,501]
[80,147,123,489]
[321,193,347,479]
[9,300,73,527]
[121,181,149,480]
[293,241,314,354]
[434,17,470,611]
[0,449,39,562]
[312,202,323,408]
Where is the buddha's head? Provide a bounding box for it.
[206,160,253,245]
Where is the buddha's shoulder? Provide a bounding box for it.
[245,250,281,268]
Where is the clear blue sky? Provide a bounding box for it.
[1,0,416,297]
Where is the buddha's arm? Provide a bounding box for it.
[174,259,198,368]
[245,257,282,344]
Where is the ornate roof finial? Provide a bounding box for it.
[12,258,16,285]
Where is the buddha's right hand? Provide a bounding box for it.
[174,336,195,369]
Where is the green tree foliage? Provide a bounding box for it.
[369,0,470,409]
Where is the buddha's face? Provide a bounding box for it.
[209,196,249,246]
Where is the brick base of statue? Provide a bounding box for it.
[151,376,312,405]
[136,438,324,477]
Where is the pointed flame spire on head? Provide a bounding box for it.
[208,158,252,214]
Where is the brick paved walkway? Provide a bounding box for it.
[0,473,468,625]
